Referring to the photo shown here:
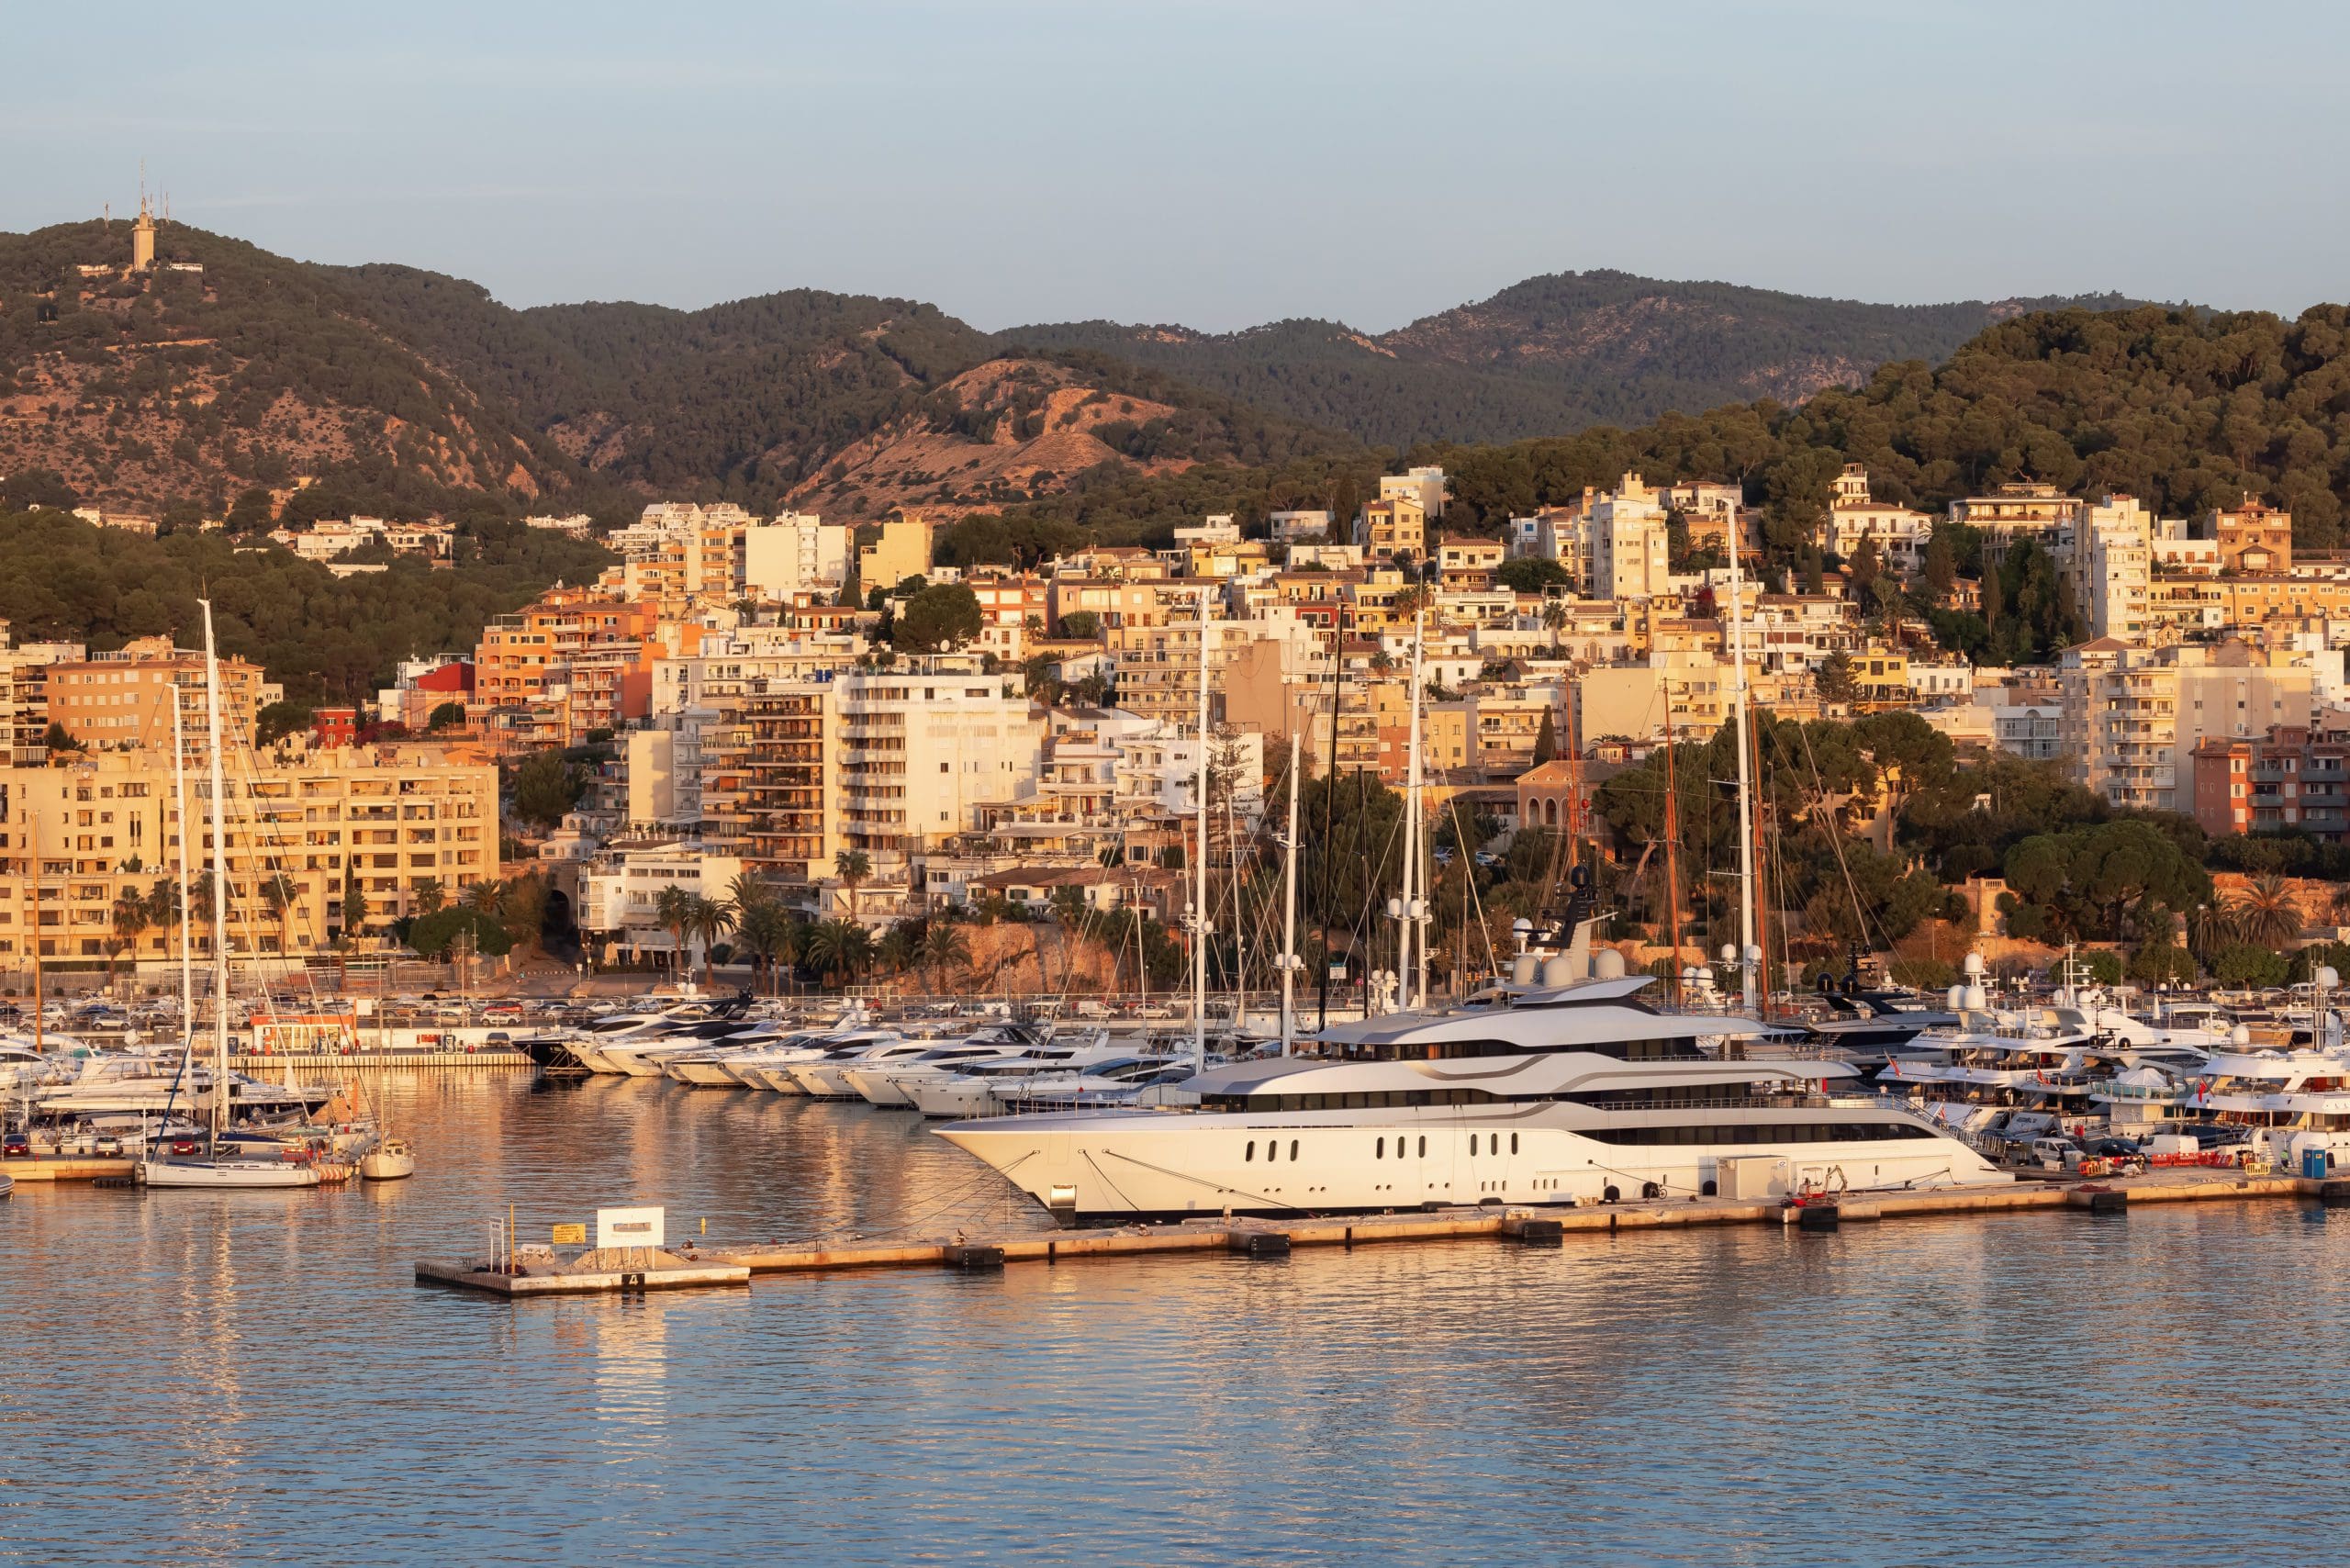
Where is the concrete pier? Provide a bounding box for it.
[703,1169,2326,1279]
[3,1158,134,1182]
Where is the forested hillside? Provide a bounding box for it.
[0,508,612,701]
[1004,272,2143,447]
[960,305,2350,576]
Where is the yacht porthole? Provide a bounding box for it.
[1417,1137,1427,1157]
[1245,1141,1255,1161]
[1289,1139,1299,1161]
[1511,1134,1519,1155]
[1377,1137,1385,1158]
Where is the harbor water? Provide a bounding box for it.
[8,1073,2350,1565]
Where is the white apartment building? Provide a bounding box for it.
[836,656,1044,879]
[2053,494,2154,644]
[1818,465,1933,574]
[1268,510,1333,543]
[2059,639,2314,812]
[1590,474,1672,600]
[742,513,849,599]
[1379,466,1448,520]
[574,841,744,967]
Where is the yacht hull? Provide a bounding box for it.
[937,1105,2010,1223]
[135,1158,322,1190]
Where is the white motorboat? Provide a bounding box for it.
[791,1038,940,1100]
[938,976,2014,1223]
[903,1041,1140,1118]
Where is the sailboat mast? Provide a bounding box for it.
[1725,530,1758,1011]
[1279,728,1300,1056]
[201,601,231,1138]
[1661,682,1682,1005]
[1191,583,1210,1071]
[1404,599,1427,1010]
[172,687,196,1071]
[27,811,40,1054]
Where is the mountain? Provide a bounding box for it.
[1002,271,2146,448]
[0,220,577,518]
[0,217,2154,522]
[0,219,1348,520]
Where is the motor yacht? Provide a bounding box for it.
[937,976,2011,1222]
[905,1042,1144,1118]
[741,1029,906,1092]
[791,1037,941,1100]
[844,1025,1056,1107]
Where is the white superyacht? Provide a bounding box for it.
[937,975,2011,1222]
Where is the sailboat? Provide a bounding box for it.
[136,600,320,1190]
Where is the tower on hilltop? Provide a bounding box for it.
[131,172,157,272]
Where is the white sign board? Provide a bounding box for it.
[595,1205,666,1250]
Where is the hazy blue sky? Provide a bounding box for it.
[10,1,2344,330]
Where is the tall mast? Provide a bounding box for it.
[1725,530,1758,1011]
[1279,727,1300,1057]
[1747,698,1774,1019]
[201,600,231,1140]
[1660,681,1682,1005]
[1315,604,1345,1031]
[172,686,196,1069]
[27,810,40,1054]
[1404,598,1427,1011]
[1191,583,1210,1070]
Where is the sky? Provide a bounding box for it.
[9,0,2346,332]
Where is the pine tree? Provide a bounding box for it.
[1532,709,1558,765]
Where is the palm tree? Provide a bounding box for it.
[1540,598,1569,655]
[685,893,733,986]
[462,879,506,915]
[878,921,921,990]
[734,902,792,995]
[803,918,872,987]
[108,892,148,984]
[146,878,182,964]
[2188,901,2241,965]
[654,884,694,982]
[187,872,217,951]
[1046,883,1091,993]
[834,849,871,917]
[921,919,971,995]
[412,877,448,918]
[258,871,299,958]
[728,870,776,918]
[2236,874,2303,951]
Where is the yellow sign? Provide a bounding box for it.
[550,1223,587,1246]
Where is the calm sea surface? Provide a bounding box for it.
[6,1071,2350,1566]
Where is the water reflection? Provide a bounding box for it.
[8,1074,2350,1563]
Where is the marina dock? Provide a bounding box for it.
[409,1168,2347,1298]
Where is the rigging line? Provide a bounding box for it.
[1080,1148,1141,1214]
[1793,719,1895,958]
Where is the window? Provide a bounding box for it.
[1245,1140,1254,1161]
[1511,1133,1519,1154]
[1289,1140,1299,1161]
[1376,1137,1385,1158]
[1417,1136,1427,1157]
